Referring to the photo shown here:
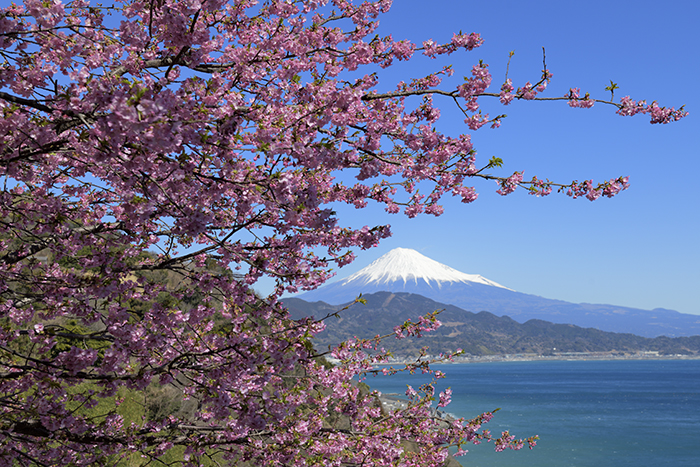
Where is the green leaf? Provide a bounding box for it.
[487,156,503,168]
[605,80,619,92]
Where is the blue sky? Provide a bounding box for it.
[272,0,699,315]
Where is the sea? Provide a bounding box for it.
[363,359,700,467]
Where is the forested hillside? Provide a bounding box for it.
[285,292,700,358]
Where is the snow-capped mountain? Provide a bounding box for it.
[297,247,513,305]
[294,248,700,338]
[339,247,510,290]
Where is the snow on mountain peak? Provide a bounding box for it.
[341,248,511,290]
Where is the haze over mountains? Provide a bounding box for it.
[296,248,700,338]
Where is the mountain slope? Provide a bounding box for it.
[284,292,700,357]
[296,248,700,337]
[338,247,510,289]
[299,248,510,305]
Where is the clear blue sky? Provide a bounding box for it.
[272,0,699,315]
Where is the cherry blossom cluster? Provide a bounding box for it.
[393,311,442,339]
[0,0,686,465]
[527,176,554,197]
[499,68,552,104]
[567,90,687,123]
[496,171,524,195]
[564,176,631,201]
[567,87,596,108]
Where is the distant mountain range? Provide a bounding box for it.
[284,292,700,358]
[296,248,700,338]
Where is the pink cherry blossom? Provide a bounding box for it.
[0,0,685,465]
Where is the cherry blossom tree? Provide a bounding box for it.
[0,0,686,465]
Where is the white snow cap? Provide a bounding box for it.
[341,248,511,289]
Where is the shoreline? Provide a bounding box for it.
[378,351,700,365]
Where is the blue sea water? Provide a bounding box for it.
[364,360,700,467]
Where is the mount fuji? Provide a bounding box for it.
[297,247,531,307]
[294,248,700,338]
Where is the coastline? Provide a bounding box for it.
[377,350,700,365]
